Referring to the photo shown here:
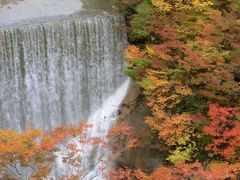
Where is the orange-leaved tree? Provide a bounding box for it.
[0,121,137,179]
[0,121,88,179]
[106,161,240,180]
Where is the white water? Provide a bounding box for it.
[0,13,127,130]
[54,79,130,179]
[1,79,130,179]
[83,79,130,179]
[0,1,129,179]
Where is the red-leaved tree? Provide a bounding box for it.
[204,104,240,160]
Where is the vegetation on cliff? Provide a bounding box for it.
[1,0,240,179]
[117,0,240,179]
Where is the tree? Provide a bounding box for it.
[107,161,240,180]
[0,122,136,179]
[124,0,240,177]
[0,122,88,179]
[204,104,240,160]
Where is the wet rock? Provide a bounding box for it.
[114,81,165,172]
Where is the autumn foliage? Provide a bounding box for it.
[107,161,240,180]
[0,121,137,179]
[0,122,92,179]
[123,0,240,178]
[204,104,240,160]
[1,0,240,179]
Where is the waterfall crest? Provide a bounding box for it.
[0,13,127,130]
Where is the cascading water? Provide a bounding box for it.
[0,0,129,178]
[84,79,130,179]
[0,12,127,131]
[54,79,131,179]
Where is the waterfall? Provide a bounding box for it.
[84,79,130,179]
[0,13,127,130]
[53,79,131,179]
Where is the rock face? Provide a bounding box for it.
[115,82,164,172]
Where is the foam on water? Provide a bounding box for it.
[54,79,131,179]
[0,13,127,130]
[0,1,128,178]
[83,79,130,179]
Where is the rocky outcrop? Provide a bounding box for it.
[115,81,165,172]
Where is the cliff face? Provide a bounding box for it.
[115,82,165,172]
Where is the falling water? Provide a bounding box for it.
[0,12,127,130]
[83,79,130,180]
[0,0,129,178]
[53,79,131,179]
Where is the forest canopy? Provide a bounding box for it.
[118,0,240,179]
